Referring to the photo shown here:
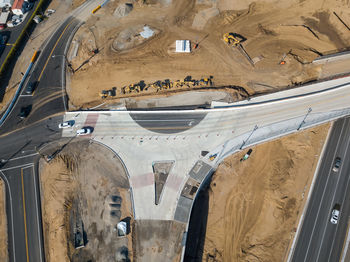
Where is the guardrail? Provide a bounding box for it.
[0,0,46,77]
[0,51,38,126]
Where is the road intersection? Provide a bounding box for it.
[1,0,350,261]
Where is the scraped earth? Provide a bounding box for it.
[202,124,330,261]
[40,140,133,262]
[0,179,8,262]
[68,0,350,109]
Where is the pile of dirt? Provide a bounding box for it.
[0,179,8,262]
[202,124,330,261]
[112,24,160,52]
[67,0,350,108]
[40,141,133,262]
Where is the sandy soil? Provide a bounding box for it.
[68,0,350,109]
[40,140,133,262]
[0,179,8,262]
[202,123,330,262]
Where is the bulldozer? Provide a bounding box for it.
[223,32,255,67]
[100,87,116,98]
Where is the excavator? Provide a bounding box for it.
[223,32,255,67]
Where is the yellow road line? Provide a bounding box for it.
[38,19,75,81]
[21,168,29,262]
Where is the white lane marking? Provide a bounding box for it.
[0,170,16,262]
[0,163,34,172]
[22,165,44,262]
[326,134,350,261]
[303,120,347,261]
[7,153,38,162]
[287,122,334,262]
[340,218,350,262]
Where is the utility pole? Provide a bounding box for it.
[297,107,312,131]
[240,125,258,150]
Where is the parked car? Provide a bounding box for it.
[333,157,341,172]
[76,127,93,136]
[330,204,340,225]
[19,105,31,119]
[58,120,75,129]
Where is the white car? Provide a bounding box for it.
[76,127,93,136]
[330,208,340,224]
[58,121,74,128]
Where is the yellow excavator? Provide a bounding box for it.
[223,33,255,67]
[223,33,243,46]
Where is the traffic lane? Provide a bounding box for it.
[331,173,350,261]
[22,165,43,262]
[0,115,64,161]
[130,112,207,134]
[302,119,350,261]
[2,168,30,262]
[291,119,347,261]
[313,140,350,262]
[28,16,77,82]
[323,134,350,262]
[0,170,16,262]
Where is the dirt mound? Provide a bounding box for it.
[111,24,160,52]
[202,124,330,261]
[114,3,133,18]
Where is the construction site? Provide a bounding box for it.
[0,0,349,261]
[66,0,350,109]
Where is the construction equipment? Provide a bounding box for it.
[100,87,116,98]
[223,32,255,67]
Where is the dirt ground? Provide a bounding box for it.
[202,123,330,261]
[0,179,8,262]
[40,140,133,262]
[68,0,350,109]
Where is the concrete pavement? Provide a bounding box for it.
[61,75,350,222]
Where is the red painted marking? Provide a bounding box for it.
[167,173,184,191]
[81,113,99,138]
[130,173,154,189]
[83,113,99,127]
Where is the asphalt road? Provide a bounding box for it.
[292,117,350,262]
[0,0,40,66]
[0,16,80,262]
[130,112,207,133]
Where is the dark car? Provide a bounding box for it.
[25,82,37,95]
[333,157,341,172]
[19,105,31,119]
[0,33,8,56]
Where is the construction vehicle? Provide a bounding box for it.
[223,32,255,67]
[100,87,116,98]
[209,153,217,161]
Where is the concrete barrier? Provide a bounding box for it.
[0,51,38,126]
[313,50,350,64]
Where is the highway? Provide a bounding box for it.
[291,117,350,262]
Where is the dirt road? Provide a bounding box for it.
[202,124,330,261]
